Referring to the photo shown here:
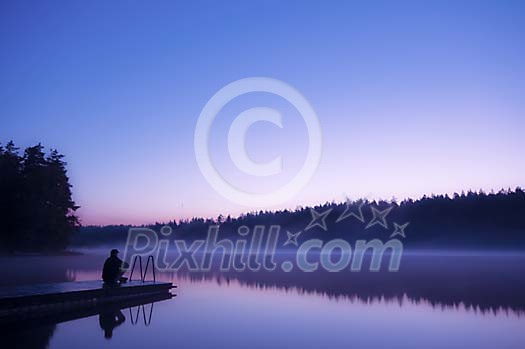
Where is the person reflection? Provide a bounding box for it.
[99,306,126,339]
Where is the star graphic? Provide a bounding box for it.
[390,222,409,238]
[284,231,302,246]
[365,206,393,230]
[336,200,365,223]
[305,207,332,231]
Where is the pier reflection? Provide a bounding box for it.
[4,293,172,348]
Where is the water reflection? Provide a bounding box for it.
[5,253,525,316]
[158,253,525,316]
[128,302,154,326]
[4,294,172,349]
[98,302,155,338]
[99,306,126,339]
[1,253,525,349]
[57,253,525,316]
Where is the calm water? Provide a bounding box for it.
[2,251,525,349]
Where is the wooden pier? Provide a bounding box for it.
[0,280,176,325]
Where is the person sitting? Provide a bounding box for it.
[102,249,128,284]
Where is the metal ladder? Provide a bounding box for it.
[128,255,156,282]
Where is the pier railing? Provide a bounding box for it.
[129,255,156,282]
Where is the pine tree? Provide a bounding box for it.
[44,149,80,249]
[0,142,79,252]
[0,141,22,252]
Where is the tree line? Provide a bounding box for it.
[75,188,525,249]
[0,141,79,252]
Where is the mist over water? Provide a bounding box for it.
[2,249,525,349]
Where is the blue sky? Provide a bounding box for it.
[1,0,524,225]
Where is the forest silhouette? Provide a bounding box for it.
[2,141,524,251]
[76,188,525,249]
[0,141,79,252]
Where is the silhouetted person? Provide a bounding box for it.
[99,306,126,339]
[102,249,128,284]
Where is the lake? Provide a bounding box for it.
[2,251,525,349]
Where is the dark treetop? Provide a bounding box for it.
[0,141,79,252]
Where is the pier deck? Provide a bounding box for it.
[0,280,175,322]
